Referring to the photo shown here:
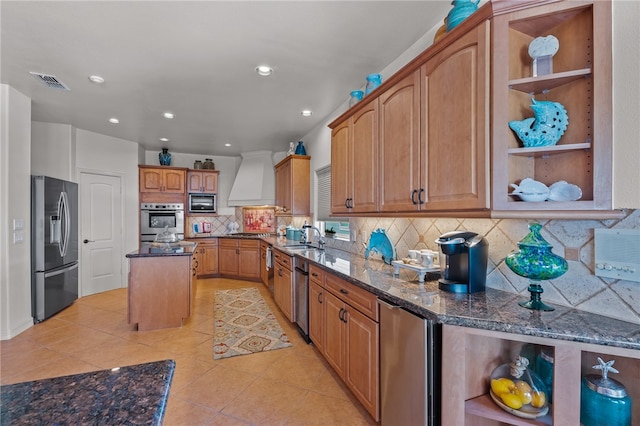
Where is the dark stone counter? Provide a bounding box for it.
[279,244,640,351]
[0,359,175,425]
[126,242,198,258]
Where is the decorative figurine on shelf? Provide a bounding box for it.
[529,35,559,77]
[445,0,480,32]
[294,140,306,155]
[364,228,396,265]
[286,142,295,156]
[365,74,382,95]
[349,90,364,107]
[158,148,172,166]
[506,222,568,311]
[509,99,569,148]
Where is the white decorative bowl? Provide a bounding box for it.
[548,181,582,202]
[511,192,549,202]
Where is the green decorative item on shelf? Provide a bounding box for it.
[505,222,568,311]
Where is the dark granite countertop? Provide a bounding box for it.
[0,359,175,425]
[269,241,640,351]
[126,242,198,258]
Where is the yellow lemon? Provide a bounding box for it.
[515,381,532,404]
[491,378,515,396]
[500,392,524,410]
[531,391,546,408]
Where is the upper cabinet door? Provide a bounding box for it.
[331,121,351,215]
[378,70,421,213]
[351,99,379,213]
[162,170,186,193]
[421,21,490,211]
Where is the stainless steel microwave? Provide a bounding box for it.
[188,193,217,214]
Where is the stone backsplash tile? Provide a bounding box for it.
[324,209,640,324]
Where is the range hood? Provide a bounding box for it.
[227,151,276,206]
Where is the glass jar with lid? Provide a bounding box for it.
[580,357,632,426]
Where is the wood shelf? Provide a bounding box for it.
[508,68,592,94]
[466,394,552,426]
[507,142,591,157]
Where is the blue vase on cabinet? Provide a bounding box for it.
[159,148,172,166]
[294,141,306,155]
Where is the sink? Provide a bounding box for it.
[282,244,319,250]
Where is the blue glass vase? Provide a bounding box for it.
[159,148,172,166]
[580,358,632,426]
[294,141,306,155]
[365,74,382,95]
[446,0,480,32]
[506,222,568,311]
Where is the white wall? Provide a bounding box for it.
[76,129,140,284]
[612,0,640,208]
[0,85,34,339]
[31,122,76,182]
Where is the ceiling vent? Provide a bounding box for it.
[29,72,70,90]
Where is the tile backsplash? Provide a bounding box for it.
[323,209,640,325]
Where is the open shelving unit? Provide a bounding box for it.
[491,0,615,216]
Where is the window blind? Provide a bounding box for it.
[316,165,332,222]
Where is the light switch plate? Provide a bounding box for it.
[13,219,24,230]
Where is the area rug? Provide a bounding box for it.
[213,287,292,360]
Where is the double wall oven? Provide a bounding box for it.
[140,203,184,242]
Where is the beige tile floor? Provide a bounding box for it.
[1,278,378,425]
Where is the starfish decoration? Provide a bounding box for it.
[592,357,619,380]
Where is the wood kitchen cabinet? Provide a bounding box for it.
[331,99,378,214]
[308,265,325,354]
[275,155,310,216]
[442,324,640,425]
[187,170,218,194]
[139,166,186,194]
[311,268,380,421]
[491,0,615,217]
[260,241,273,289]
[218,238,260,281]
[191,238,218,277]
[127,253,194,331]
[272,248,294,322]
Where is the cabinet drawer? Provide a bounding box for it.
[309,264,324,285]
[272,249,293,271]
[239,239,259,250]
[325,273,378,322]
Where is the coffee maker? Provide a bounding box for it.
[435,231,488,293]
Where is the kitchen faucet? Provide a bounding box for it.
[302,223,325,250]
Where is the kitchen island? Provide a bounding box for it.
[126,242,197,331]
[0,360,175,425]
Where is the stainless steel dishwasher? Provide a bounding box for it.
[378,298,441,426]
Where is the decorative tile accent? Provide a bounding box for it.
[327,209,640,324]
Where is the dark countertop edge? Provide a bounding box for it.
[126,242,198,258]
[280,245,640,352]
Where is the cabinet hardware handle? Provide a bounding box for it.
[418,188,425,205]
[339,289,348,295]
[339,308,344,321]
[341,308,348,323]
[345,199,349,208]
[311,272,318,277]
[411,189,417,205]
[278,269,283,276]
[318,292,323,303]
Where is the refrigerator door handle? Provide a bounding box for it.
[60,191,71,257]
[44,262,79,278]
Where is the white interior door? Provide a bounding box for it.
[80,172,123,296]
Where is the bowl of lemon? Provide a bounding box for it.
[489,355,549,419]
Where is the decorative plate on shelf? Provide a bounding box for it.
[489,390,549,419]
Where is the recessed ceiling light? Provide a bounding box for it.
[160,137,169,142]
[301,110,313,117]
[224,143,231,147]
[88,75,104,84]
[109,117,119,124]
[256,65,273,76]
[163,112,174,119]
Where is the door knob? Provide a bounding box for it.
[83,239,94,244]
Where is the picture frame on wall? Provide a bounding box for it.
[242,207,276,233]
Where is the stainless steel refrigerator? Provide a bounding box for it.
[31,176,79,323]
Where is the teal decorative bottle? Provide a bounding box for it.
[581,357,632,426]
[505,222,568,311]
[158,148,172,166]
[294,141,306,155]
[365,74,382,95]
[446,0,480,32]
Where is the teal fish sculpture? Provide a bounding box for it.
[364,228,396,265]
[509,99,569,148]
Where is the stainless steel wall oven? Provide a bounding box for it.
[140,203,184,242]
